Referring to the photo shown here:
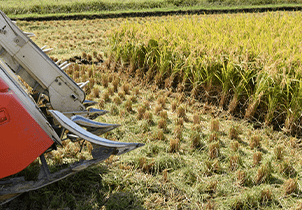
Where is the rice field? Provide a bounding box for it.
[109,12,302,135]
[2,11,302,209]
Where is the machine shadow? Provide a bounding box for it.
[1,164,145,210]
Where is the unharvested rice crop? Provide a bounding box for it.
[110,12,302,134]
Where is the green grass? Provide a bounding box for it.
[1,0,302,19]
[6,4,302,21]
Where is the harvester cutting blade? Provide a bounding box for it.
[49,110,144,155]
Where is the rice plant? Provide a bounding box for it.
[109,12,302,134]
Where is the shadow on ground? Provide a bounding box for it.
[0,164,144,210]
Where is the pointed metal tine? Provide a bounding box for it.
[88,125,120,136]
[66,133,81,142]
[41,45,47,50]
[62,109,107,119]
[55,59,61,65]
[61,63,71,70]
[77,82,83,86]
[43,48,53,54]
[83,100,98,107]
[24,32,35,37]
[62,110,89,118]
[77,81,89,89]
[48,110,144,155]
[59,61,68,68]
[88,108,109,119]
[71,115,120,129]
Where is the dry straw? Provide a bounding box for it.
[173,125,183,140]
[253,152,262,166]
[210,118,219,132]
[170,138,180,153]
[250,135,261,150]
[158,118,167,131]
[229,126,239,140]
[190,132,202,149]
[209,132,218,143]
[193,114,201,125]
[229,155,239,171]
[171,100,178,112]
[208,142,220,159]
[137,105,146,120]
[144,111,154,125]
[283,178,298,195]
[176,105,186,118]
[230,141,239,152]
[260,188,273,203]
[162,169,168,182]
[255,163,271,184]
[274,145,284,160]
[236,170,246,186]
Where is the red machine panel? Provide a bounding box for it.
[0,78,54,179]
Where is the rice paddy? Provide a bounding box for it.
[109,12,302,135]
[2,11,302,210]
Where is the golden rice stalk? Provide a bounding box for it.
[154,129,165,141]
[162,169,168,182]
[137,105,146,120]
[260,188,273,203]
[190,132,202,149]
[121,83,130,95]
[173,125,183,140]
[210,118,220,132]
[171,101,178,112]
[274,145,284,160]
[236,170,246,186]
[175,117,184,127]
[283,178,298,195]
[253,152,262,166]
[229,155,239,171]
[255,163,271,184]
[160,110,168,120]
[208,142,220,159]
[144,111,154,125]
[176,105,186,118]
[250,135,261,150]
[230,141,239,152]
[158,118,167,131]
[125,99,132,112]
[209,132,218,143]
[229,126,239,140]
[170,138,180,153]
[193,114,201,125]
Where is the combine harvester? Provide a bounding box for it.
[0,11,144,204]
